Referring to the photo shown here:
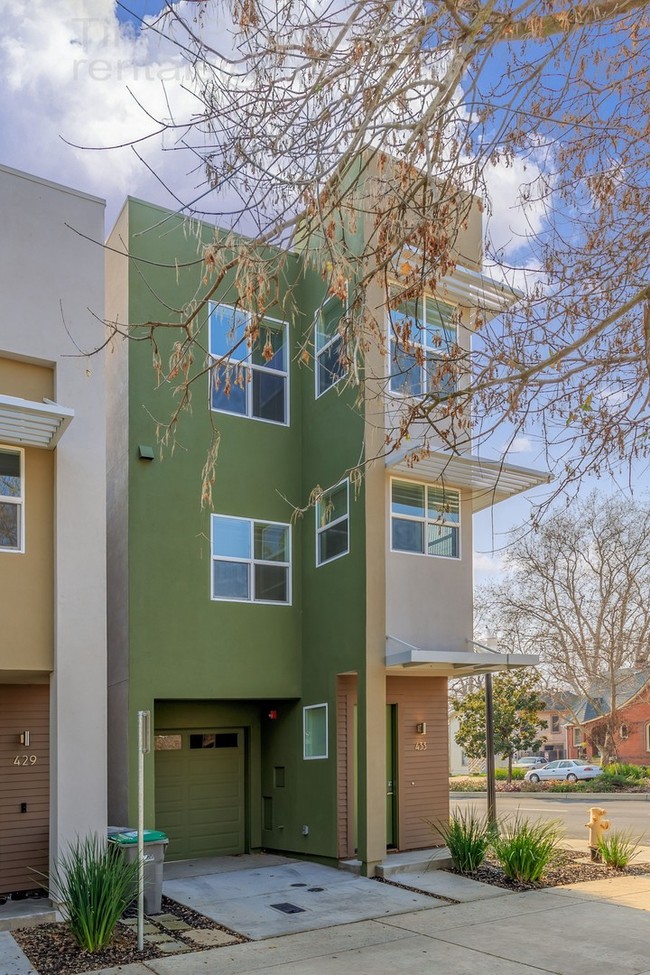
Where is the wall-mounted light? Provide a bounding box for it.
[416,722,426,735]
[20,731,30,746]
[138,445,155,461]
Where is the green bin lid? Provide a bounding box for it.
[111,829,168,845]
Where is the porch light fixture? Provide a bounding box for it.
[20,731,30,746]
[416,722,426,735]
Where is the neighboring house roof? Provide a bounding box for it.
[564,668,650,726]
[541,692,580,713]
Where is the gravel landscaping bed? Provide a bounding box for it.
[13,896,249,975]
[449,848,650,892]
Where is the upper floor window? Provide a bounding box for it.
[211,514,291,604]
[315,294,347,397]
[391,478,460,559]
[316,479,350,565]
[0,447,23,552]
[551,715,560,734]
[388,295,457,397]
[209,303,288,425]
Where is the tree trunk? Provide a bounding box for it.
[507,754,512,785]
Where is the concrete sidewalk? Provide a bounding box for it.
[4,854,650,975]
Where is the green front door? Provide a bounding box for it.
[155,729,246,860]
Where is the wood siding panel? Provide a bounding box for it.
[0,685,49,893]
[336,676,357,859]
[387,676,449,851]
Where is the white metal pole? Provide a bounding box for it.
[137,711,150,952]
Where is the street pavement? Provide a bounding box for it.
[3,851,650,975]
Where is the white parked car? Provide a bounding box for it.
[524,759,603,783]
[513,756,548,769]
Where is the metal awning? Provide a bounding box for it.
[386,636,538,677]
[386,449,551,512]
[438,265,523,319]
[0,394,74,449]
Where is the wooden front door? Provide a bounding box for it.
[0,684,50,894]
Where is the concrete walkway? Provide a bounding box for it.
[4,854,650,975]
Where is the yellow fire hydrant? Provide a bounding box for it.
[586,806,610,861]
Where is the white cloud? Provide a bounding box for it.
[0,0,239,227]
[473,551,504,573]
[500,435,533,455]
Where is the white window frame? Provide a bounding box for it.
[208,302,289,426]
[314,293,348,399]
[303,703,328,760]
[572,727,582,747]
[387,292,458,398]
[210,514,292,605]
[389,477,461,561]
[620,724,629,740]
[0,445,24,554]
[316,478,350,567]
[551,715,560,734]
[645,723,650,752]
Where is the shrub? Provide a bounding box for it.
[597,830,642,869]
[604,763,647,781]
[48,835,139,952]
[495,768,525,781]
[431,810,491,873]
[491,816,563,883]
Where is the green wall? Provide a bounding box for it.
[119,199,368,859]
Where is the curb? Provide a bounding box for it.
[450,791,650,802]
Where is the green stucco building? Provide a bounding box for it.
[106,192,546,876]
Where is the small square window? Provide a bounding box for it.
[211,514,291,604]
[391,478,460,559]
[208,303,289,425]
[388,295,457,397]
[303,704,328,760]
[316,480,350,566]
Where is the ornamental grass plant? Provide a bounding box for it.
[47,835,139,952]
[597,830,642,869]
[491,816,563,883]
[431,810,492,873]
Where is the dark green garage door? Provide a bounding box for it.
[155,729,246,860]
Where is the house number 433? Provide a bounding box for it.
[414,741,428,751]
[13,755,37,766]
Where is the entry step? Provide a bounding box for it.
[0,897,57,931]
[340,847,453,877]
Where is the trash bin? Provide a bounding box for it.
[108,829,169,914]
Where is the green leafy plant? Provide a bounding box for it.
[431,810,491,873]
[47,835,139,952]
[492,816,563,883]
[495,768,525,781]
[604,764,647,781]
[597,830,642,869]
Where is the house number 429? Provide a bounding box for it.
[13,755,37,766]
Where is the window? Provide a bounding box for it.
[303,704,328,759]
[551,715,560,734]
[316,479,349,565]
[646,724,650,752]
[620,724,629,740]
[388,294,457,396]
[390,478,460,559]
[572,727,582,746]
[315,294,347,397]
[208,303,288,425]
[0,447,23,552]
[211,515,291,604]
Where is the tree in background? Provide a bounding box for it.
[476,492,650,764]
[452,670,547,782]
[104,0,650,504]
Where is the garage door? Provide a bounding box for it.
[155,729,245,861]
[0,684,49,894]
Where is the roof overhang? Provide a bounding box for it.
[386,449,551,512]
[395,251,523,322]
[0,394,74,449]
[386,636,538,677]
